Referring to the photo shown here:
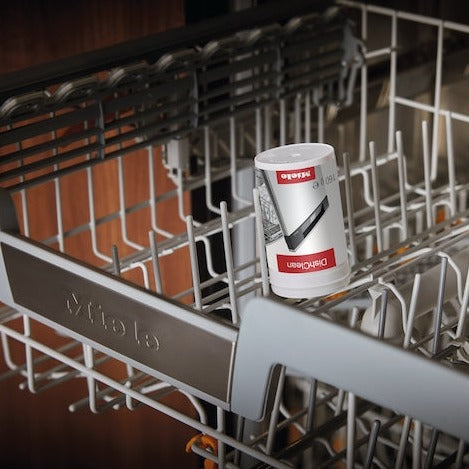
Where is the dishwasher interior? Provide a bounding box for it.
[0,1,469,467]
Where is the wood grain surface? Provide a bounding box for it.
[0,1,200,467]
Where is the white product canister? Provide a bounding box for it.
[255,143,350,298]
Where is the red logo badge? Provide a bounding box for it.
[276,166,315,184]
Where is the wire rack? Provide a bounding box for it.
[0,2,469,468]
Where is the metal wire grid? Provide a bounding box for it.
[0,2,468,468]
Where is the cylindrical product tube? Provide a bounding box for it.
[255,143,350,298]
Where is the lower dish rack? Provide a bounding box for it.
[1,2,469,468]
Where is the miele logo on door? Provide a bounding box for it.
[276,166,316,184]
[65,291,160,351]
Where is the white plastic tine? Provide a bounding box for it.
[255,107,263,154]
[147,146,173,239]
[455,267,469,339]
[387,12,397,153]
[265,366,286,455]
[430,22,444,180]
[304,91,311,143]
[396,131,408,240]
[421,121,433,229]
[186,215,202,310]
[220,201,239,324]
[364,420,381,469]
[346,392,356,469]
[252,188,270,296]
[394,416,412,469]
[404,274,421,348]
[369,141,383,252]
[343,153,357,265]
[412,420,423,469]
[279,98,286,146]
[204,126,222,215]
[149,230,164,294]
[1,332,20,371]
[432,256,448,355]
[117,156,145,251]
[444,112,457,216]
[294,93,301,143]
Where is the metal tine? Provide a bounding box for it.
[455,440,466,468]
[387,12,397,153]
[176,168,198,225]
[117,156,145,251]
[369,140,384,252]
[346,392,356,469]
[359,5,368,162]
[395,416,413,469]
[404,274,422,349]
[265,104,272,150]
[279,98,287,145]
[346,309,359,469]
[433,256,448,355]
[424,429,440,469]
[396,130,409,240]
[304,91,311,143]
[343,152,358,266]
[430,22,444,181]
[364,420,381,469]
[0,339,78,382]
[149,230,164,294]
[256,107,263,154]
[444,112,457,217]
[111,244,137,410]
[82,343,100,413]
[421,121,433,229]
[147,145,174,239]
[217,407,226,468]
[265,366,287,455]
[220,201,239,324]
[455,267,469,339]
[203,125,222,215]
[230,116,251,206]
[186,215,203,310]
[413,421,423,469]
[377,288,388,340]
[86,161,112,263]
[294,93,301,143]
[317,94,324,143]
[252,188,270,297]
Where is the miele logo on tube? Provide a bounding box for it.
[276,166,315,184]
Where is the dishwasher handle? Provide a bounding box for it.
[231,297,469,441]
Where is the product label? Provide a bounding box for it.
[277,248,336,273]
[276,166,316,184]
